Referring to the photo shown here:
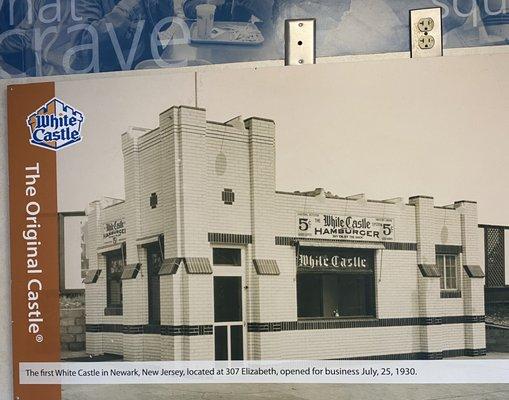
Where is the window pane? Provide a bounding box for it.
[214,277,242,322]
[106,250,124,307]
[297,273,375,318]
[214,326,228,361]
[438,254,458,290]
[436,255,444,267]
[213,248,241,266]
[449,275,456,289]
[337,275,375,317]
[230,325,244,361]
[297,274,323,318]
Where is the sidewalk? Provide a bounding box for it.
[62,382,509,400]
[62,353,509,400]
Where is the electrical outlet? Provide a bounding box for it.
[410,8,443,58]
[418,17,434,32]
[419,35,435,50]
[285,19,316,66]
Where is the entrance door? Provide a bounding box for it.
[146,243,162,325]
[213,276,243,360]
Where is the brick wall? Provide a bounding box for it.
[60,307,85,353]
[84,106,486,361]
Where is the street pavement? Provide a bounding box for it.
[62,353,509,400]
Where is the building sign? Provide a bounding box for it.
[298,247,374,272]
[102,219,126,244]
[297,213,394,241]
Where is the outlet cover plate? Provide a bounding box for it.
[410,8,443,58]
[285,19,316,66]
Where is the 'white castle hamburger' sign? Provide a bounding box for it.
[103,219,126,245]
[297,213,394,241]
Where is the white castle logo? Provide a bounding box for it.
[26,98,84,151]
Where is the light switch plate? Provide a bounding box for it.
[285,19,316,66]
[410,8,443,58]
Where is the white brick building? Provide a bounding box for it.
[83,105,486,361]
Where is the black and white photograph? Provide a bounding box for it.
[24,52,507,398]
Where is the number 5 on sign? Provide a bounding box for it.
[299,218,309,232]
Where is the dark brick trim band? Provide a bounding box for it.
[86,324,213,336]
[275,236,293,246]
[441,290,462,298]
[247,315,485,332]
[208,233,252,245]
[275,236,417,251]
[384,242,417,251]
[87,316,485,336]
[436,244,463,254]
[444,315,485,324]
[332,348,486,360]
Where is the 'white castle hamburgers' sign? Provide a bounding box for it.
[297,213,394,241]
[103,219,126,244]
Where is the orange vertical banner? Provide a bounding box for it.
[8,82,61,400]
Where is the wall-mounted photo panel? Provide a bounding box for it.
[6,49,509,400]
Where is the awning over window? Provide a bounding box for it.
[464,265,485,278]
[294,240,385,250]
[159,258,182,275]
[253,259,280,275]
[418,264,441,277]
[185,258,213,274]
[97,242,124,254]
[121,263,141,280]
[83,269,101,284]
[136,234,162,246]
[158,257,213,275]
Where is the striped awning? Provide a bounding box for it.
[159,258,182,275]
[464,265,485,278]
[121,263,141,280]
[83,269,101,284]
[418,264,441,278]
[184,258,213,274]
[158,257,213,275]
[295,240,385,250]
[253,259,280,275]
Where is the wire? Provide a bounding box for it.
[378,201,386,283]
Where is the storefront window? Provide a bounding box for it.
[106,249,125,311]
[213,248,241,266]
[437,254,459,290]
[296,247,376,319]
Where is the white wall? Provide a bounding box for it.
[64,216,87,290]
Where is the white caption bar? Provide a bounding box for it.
[20,360,509,385]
